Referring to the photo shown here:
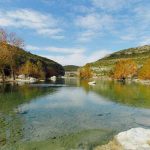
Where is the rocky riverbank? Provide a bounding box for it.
[95,128,150,150]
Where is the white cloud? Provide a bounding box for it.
[0,9,63,38]
[26,45,85,54]
[134,6,150,28]
[73,5,95,14]
[76,13,114,42]
[91,0,141,11]
[139,38,150,46]
[76,13,100,30]
[77,30,97,42]
[120,35,136,41]
[92,0,126,11]
[76,13,114,30]
[41,49,112,66]
[26,45,112,65]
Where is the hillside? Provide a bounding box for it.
[64,65,80,72]
[88,45,150,76]
[0,45,65,78]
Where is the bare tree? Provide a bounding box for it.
[7,32,24,80]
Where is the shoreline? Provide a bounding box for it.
[94,128,150,150]
[93,77,150,85]
[94,139,123,150]
[1,77,150,85]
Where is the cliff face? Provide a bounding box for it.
[87,45,150,76]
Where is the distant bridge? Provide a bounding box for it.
[65,71,79,77]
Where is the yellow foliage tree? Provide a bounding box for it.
[0,28,24,80]
[138,59,150,80]
[19,61,45,79]
[19,61,37,77]
[112,59,137,80]
[79,64,93,79]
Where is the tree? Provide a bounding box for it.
[0,28,24,81]
[79,64,93,79]
[7,32,24,80]
[19,61,36,77]
[0,29,10,81]
[138,59,150,80]
[37,61,45,79]
[19,60,45,79]
[112,59,137,80]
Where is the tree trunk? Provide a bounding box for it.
[1,69,5,82]
[10,66,15,81]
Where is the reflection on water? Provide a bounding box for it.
[0,79,150,150]
[80,80,150,108]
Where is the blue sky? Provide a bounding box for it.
[0,0,150,65]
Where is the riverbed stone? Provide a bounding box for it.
[116,128,150,150]
[95,128,150,150]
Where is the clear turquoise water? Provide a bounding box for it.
[0,79,150,150]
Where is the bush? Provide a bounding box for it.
[138,58,150,80]
[112,59,137,80]
[79,64,93,79]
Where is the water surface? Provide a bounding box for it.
[0,79,150,150]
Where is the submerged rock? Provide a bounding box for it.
[95,128,150,150]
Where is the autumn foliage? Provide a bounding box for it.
[19,61,45,79]
[79,64,93,79]
[138,59,150,80]
[0,28,24,81]
[112,59,137,80]
[0,28,65,82]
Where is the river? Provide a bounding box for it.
[0,79,150,150]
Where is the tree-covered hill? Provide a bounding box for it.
[64,65,80,72]
[0,28,65,81]
[86,45,150,76]
[0,45,65,78]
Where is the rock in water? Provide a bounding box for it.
[29,77,37,83]
[50,76,56,81]
[116,128,150,150]
[95,128,150,150]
